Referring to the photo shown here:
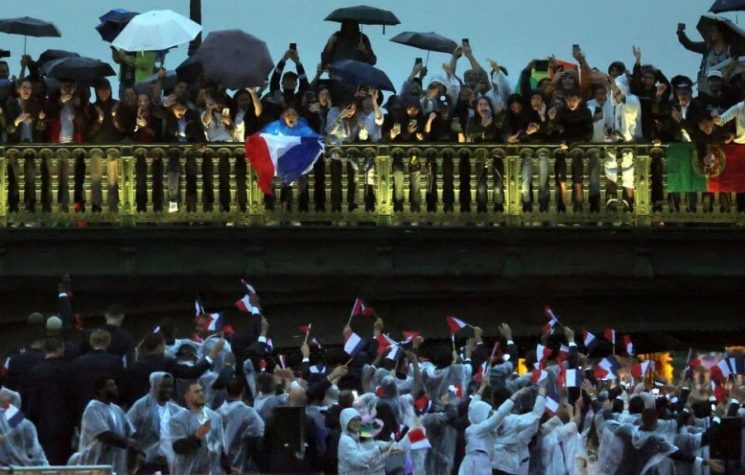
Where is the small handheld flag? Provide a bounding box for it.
[205,312,224,332]
[446,316,469,334]
[543,306,560,335]
[623,335,634,356]
[2,403,25,429]
[603,328,616,346]
[299,323,312,344]
[583,330,598,353]
[406,427,432,451]
[343,332,365,357]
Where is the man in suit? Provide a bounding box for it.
[80,304,134,365]
[69,329,124,420]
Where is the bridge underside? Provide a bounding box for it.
[1,227,744,352]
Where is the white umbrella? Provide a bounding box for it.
[111,10,201,52]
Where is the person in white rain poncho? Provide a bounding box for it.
[169,381,231,474]
[0,387,48,467]
[539,397,584,475]
[217,378,264,473]
[126,372,182,474]
[459,382,532,475]
[491,384,547,475]
[68,377,137,475]
[338,407,400,475]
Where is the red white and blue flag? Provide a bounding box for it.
[623,335,634,356]
[350,298,375,318]
[446,316,469,334]
[406,427,432,451]
[235,280,261,315]
[299,323,312,335]
[603,328,616,345]
[205,312,224,332]
[543,306,560,335]
[2,403,24,429]
[631,361,652,381]
[344,332,365,357]
[545,391,561,415]
[195,297,206,317]
[245,133,324,195]
[583,330,598,352]
[536,344,553,368]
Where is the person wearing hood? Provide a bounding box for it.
[539,396,584,475]
[68,377,139,474]
[459,379,531,475]
[418,391,460,475]
[603,75,642,212]
[0,387,48,467]
[217,378,264,474]
[127,372,182,474]
[170,381,231,474]
[338,407,398,475]
[492,384,547,475]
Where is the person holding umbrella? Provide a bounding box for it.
[321,20,377,69]
[677,17,739,94]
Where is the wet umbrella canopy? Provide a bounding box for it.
[710,0,745,14]
[95,8,139,43]
[194,29,274,89]
[324,5,400,26]
[44,56,116,81]
[0,16,61,54]
[390,31,458,54]
[329,59,395,92]
[697,14,745,53]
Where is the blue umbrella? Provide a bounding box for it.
[95,8,138,43]
[329,59,395,92]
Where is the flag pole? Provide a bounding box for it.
[303,330,310,345]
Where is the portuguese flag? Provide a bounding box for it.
[666,143,745,192]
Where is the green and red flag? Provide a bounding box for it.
[666,143,745,192]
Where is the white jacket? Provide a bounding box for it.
[610,76,643,142]
[492,395,546,474]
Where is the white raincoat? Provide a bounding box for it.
[68,399,133,474]
[458,395,514,475]
[217,399,264,473]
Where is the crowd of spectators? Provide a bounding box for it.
[1,19,744,214]
[1,278,743,474]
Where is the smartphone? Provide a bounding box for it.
[462,38,469,46]
[678,23,686,32]
[393,123,402,133]
[534,59,549,72]
[289,42,297,51]
[222,107,230,116]
[415,57,423,65]
[572,44,580,50]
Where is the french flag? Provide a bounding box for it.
[376,333,397,355]
[565,368,580,388]
[531,367,548,384]
[729,357,745,375]
[205,312,224,332]
[536,344,553,367]
[195,297,206,316]
[594,358,618,380]
[603,328,616,346]
[711,358,732,382]
[473,361,488,383]
[583,330,598,353]
[557,344,569,363]
[414,394,431,414]
[402,331,421,343]
[245,133,324,195]
[344,332,365,357]
[235,294,260,315]
[2,403,25,429]
[631,361,652,381]
[299,323,312,335]
[446,316,469,334]
[407,427,432,451]
[350,298,375,318]
[448,384,463,399]
[623,335,634,356]
[543,305,560,335]
[545,392,561,415]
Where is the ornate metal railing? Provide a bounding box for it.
[0,142,743,228]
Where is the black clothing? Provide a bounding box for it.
[68,349,124,419]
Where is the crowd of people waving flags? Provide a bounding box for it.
[0,275,743,473]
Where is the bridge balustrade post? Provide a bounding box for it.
[375,145,392,226]
[0,146,5,227]
[634,146,651,227]
[504,146,521,227]
[247,156,264,226]
[119,146,135,227]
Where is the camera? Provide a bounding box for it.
[0,49,10,59]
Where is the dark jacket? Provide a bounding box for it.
[5,347,45,396]
[122,354,211,406]
[24,357,76,439]
[160,108,204,143]
[80,324,135,363]
[43,93,89,144]
[631,64,672,141]
[4,97,46,143]
[548,105,593,144]
[466,111,508,143]
[88,98,123,143]
[269,59,310,111]
[68,349,124,418]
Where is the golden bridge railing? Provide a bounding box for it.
[0,143,742,228]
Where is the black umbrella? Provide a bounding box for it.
[329,59,395,92]
[44,57,116,81]
[324,5,400,26]
[95,8,138,43]
[37,49,79,68]
[0,17,61,54]
[710,0,745,13]
[390,31,458,54]
[697,14,745,53]
[194,29,274,89]
[176,55,203,83]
